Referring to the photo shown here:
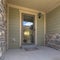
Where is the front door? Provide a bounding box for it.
[22,13,35,45]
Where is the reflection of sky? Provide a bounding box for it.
[23,21,33,26]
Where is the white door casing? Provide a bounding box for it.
[19,10,38,47]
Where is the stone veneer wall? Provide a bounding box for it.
[46,33,60,50]
[0,0,7,58]
[0,0,7,44]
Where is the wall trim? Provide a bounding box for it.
[7,3,45,14]
[44,14,46,46]
[7,5,9,49]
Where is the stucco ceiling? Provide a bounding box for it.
[7,0,60,13]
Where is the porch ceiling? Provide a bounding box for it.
[7,0,60,13]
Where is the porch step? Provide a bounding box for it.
[22,45,39,51]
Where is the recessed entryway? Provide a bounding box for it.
[7,5,45,49]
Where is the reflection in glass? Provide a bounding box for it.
[22,13,35,45]
[23,21,33,27]
[24,31,30,36]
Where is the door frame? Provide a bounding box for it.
[19,10,38,47]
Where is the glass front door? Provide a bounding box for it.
[22,13,35,45]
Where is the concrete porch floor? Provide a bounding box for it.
[4,47,60,60]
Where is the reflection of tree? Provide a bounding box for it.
[30,25,34,44]
[30,25,33,30]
